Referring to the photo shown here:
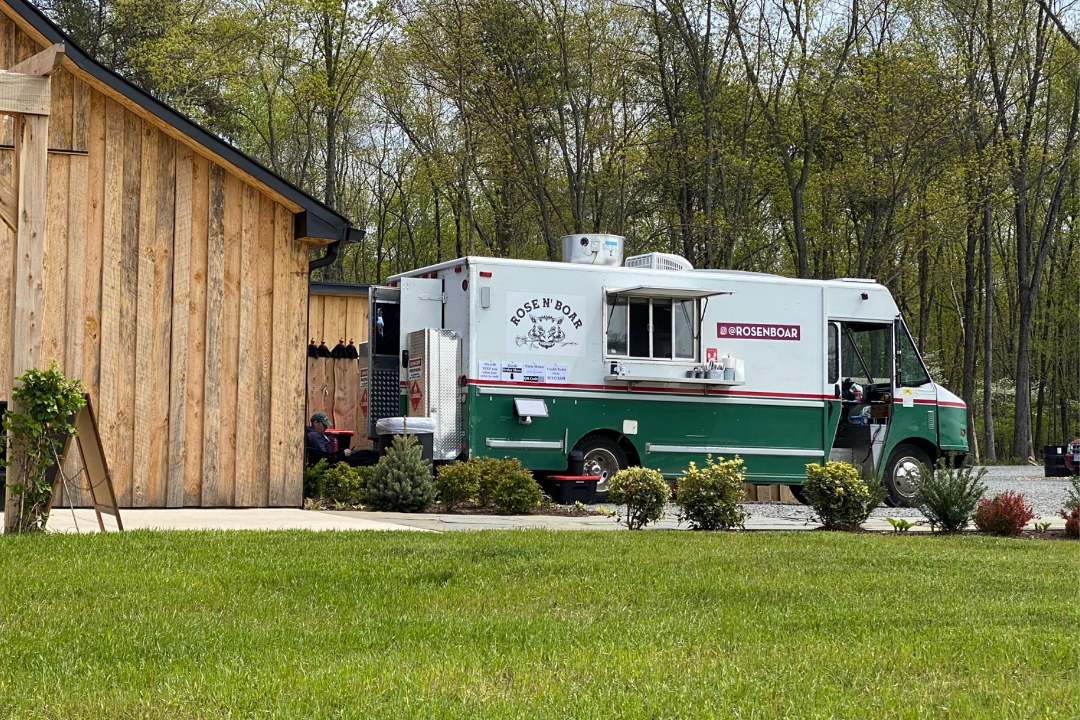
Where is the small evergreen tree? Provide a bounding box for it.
[366,435,436,512]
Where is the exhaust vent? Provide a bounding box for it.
[625,252,695,272]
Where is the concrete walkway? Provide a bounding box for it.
[44,506,1066,533]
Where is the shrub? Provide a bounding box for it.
[492,459,544,514]
[435,460,481,511]
[320,462,367,505]
[475,457,505,506]
[803,461,886,531]
[607,467,670,530]
[365,435,436,512]
[676,455,748,530]
[2,364,86,534]
[913,463,987,533]
[1062,507,1080,539]
[303,459,329,499]
[973,491,1034,536]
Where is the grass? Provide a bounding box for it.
[0,530,1076,719]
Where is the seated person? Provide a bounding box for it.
[305,412,378,466]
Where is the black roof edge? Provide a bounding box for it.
[308,281,371,296]
[9,0,354,242]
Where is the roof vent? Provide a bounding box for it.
[625,252,694,272]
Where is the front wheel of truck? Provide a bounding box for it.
[883,443,932,507]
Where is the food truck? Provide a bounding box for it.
[360,234,967,506]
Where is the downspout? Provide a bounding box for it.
[308,240,340,273]
[308,225,363,274]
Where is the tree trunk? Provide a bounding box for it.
[961,186,979,454]
[982,196,996,462]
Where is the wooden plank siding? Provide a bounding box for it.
[307,293,369,350]
[0,23,312,508]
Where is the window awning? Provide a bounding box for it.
[605,286,733,300]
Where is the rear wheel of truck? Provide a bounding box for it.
[789,484,808,505]
[576,435,627,498]
[883,443,932,508]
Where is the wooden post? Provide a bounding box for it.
[3,45,59,533]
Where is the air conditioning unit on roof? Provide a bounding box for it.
[624,252,695,272]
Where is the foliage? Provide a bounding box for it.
[1064,475,1080,514]
[435,460,482,511]
[607,467,670,530]
[1062,507,1080,539]
[802,461,886,531]
[2,364,86,534]
[913,464,988,533]
[303,459,330,499]
[491,460,544,515]
[886,517,915,533]
[676,455,748,531]
[973,491,1035,536]
[473,456,513,507]
[365,435,435,512]
[320,463,368,505]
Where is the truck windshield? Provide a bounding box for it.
[897,319,931,386]
[841,323,892,386]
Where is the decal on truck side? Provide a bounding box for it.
[718,322,801,340]
[507,292,586,356]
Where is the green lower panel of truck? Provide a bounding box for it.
[465,386,828,482]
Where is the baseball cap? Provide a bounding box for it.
[310,412,332,427]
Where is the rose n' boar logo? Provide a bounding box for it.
[507,293,585,355]
[519,314,570,349]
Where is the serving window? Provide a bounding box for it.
[607,296,698,361]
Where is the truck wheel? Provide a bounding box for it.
[576,435,627,496]
[789,485,809,505]
[883,444,932,508]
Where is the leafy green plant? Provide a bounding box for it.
[1033,521,1050,533]
[303,459,330,499]
[886,517,915,533]
[365,435,435,512]
[803,461,886,531]
[676,455,748,530]
[320,462,366,505]
[607,467,670,530]
[973,491,1034,536]
[492,459,544,514]
[2,364,86,534]
[913,463,987,533]
[435,460,482,511]
[475,456,506,506]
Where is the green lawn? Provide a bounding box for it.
[0,530,1076,719]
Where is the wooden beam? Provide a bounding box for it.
[0,173,15,231]
[4,112,49,533]
[7,43,63,77]
[0,73,50,115]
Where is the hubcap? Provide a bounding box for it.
[892,457,922,498]
[583,448,619,492]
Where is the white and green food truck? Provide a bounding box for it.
[361,235,967,506]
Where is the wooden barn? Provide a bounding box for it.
[0,0,361,509]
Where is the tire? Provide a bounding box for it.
[789,484,809,505]
[575,434,628,495]
[883,443,932,507]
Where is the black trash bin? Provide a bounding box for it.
[1044,445,1070,477]
[375,417,435,462]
